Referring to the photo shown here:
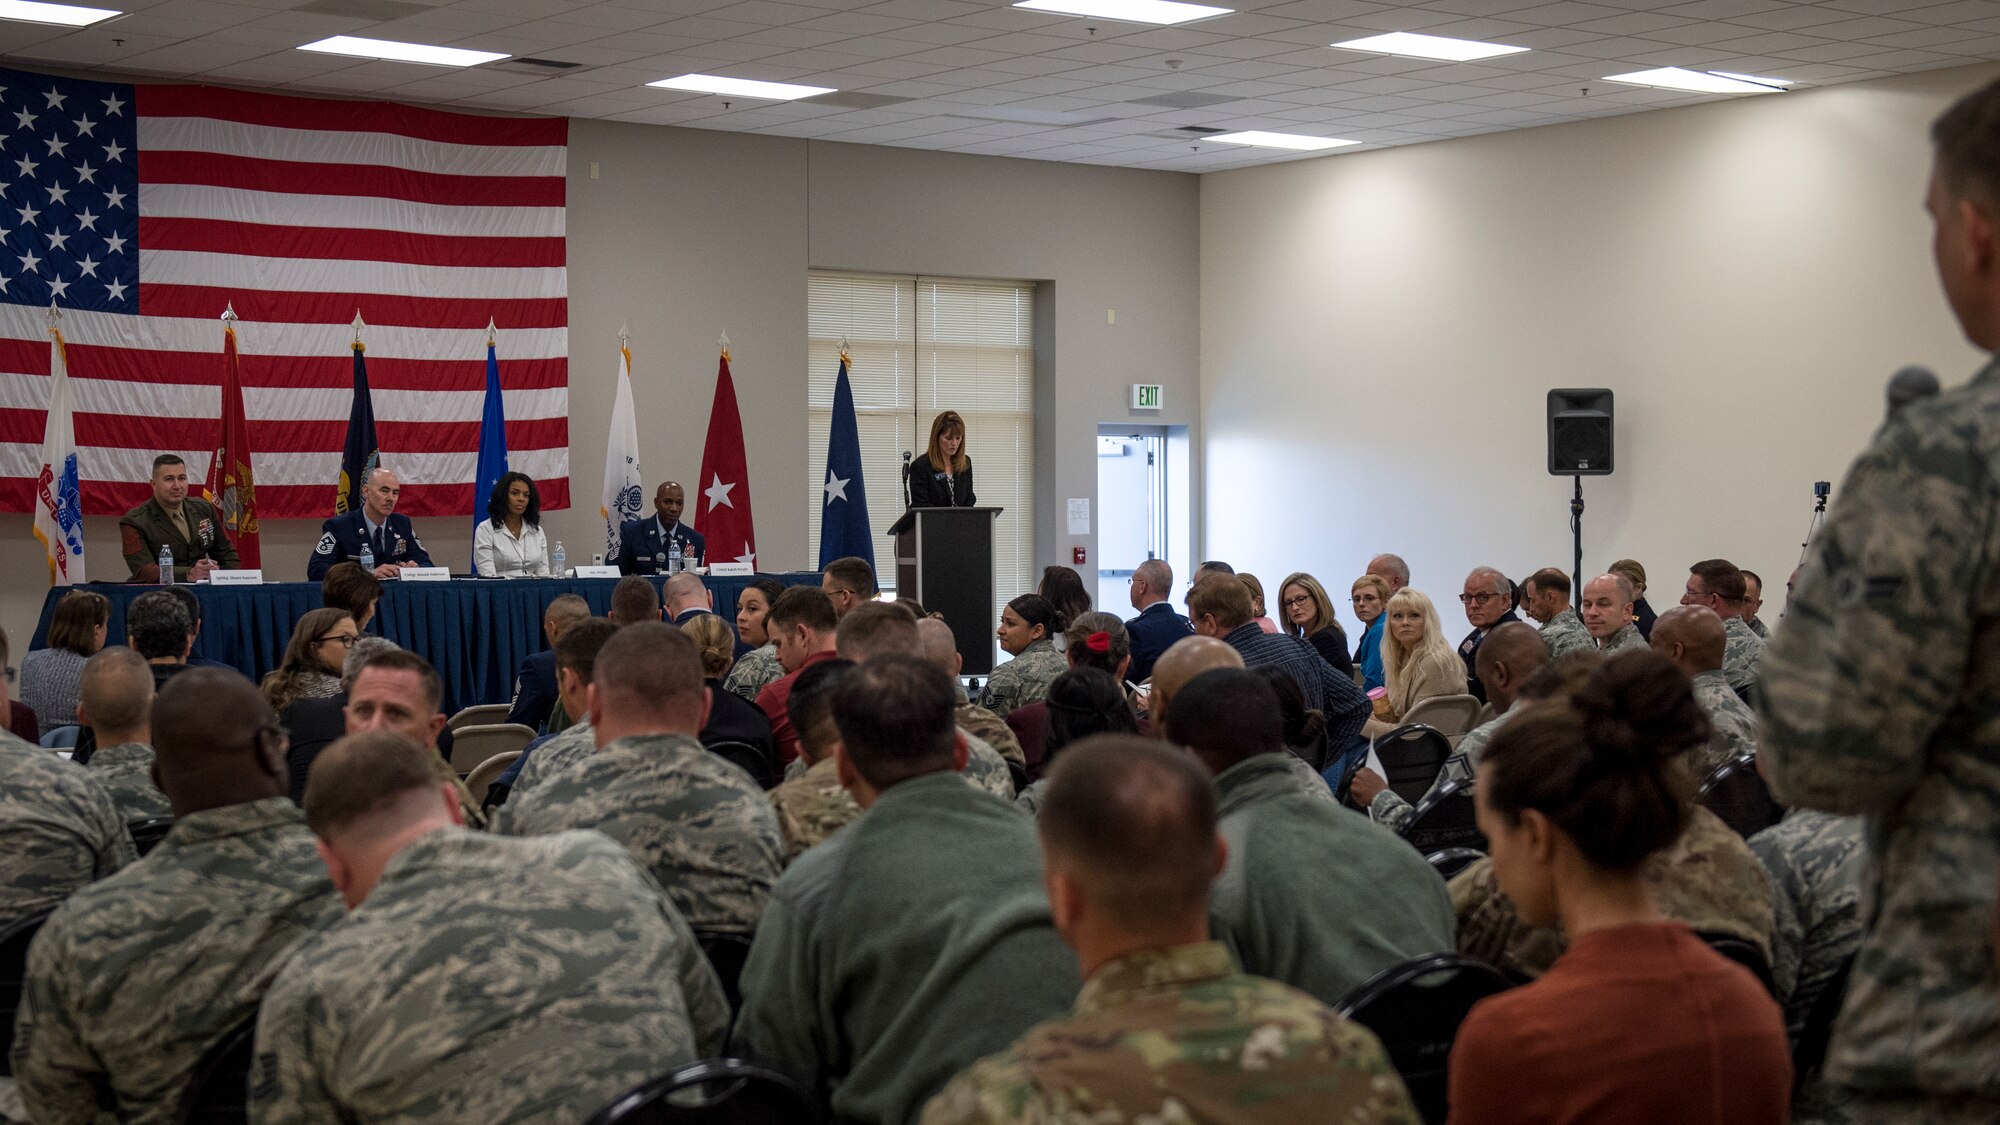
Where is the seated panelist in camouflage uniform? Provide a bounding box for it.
[74,645,171,824]
[1649,606,1759,774]
[922,733,1421,1125]
[15,668,341,1125]
[1167,668,1456,1007]
[736,654,1082,1124]
[251,730,727,1124]
[1757,74,2000,1125]
[497,622,783,935]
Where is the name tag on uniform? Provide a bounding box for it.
[573,565,621,579]
[207,569,264,586]
[400,567,451,582]
[708,561,753,577]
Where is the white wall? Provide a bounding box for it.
[1201,63,1997,625]
[0,112,1201,658]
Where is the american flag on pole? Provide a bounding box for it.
[0,65,568,518]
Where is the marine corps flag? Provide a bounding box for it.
[204,308,259,567]
[694,338,756,567]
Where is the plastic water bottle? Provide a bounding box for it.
[359,540,375,573]
[157,544,174,585]
[551,540,566,577]
[668,537,683,574]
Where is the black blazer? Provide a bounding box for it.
[907,453,975,508]
[701,678,776,763]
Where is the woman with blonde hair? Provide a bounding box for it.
[907,410,975,508]
[680,612,776,780]
[1278,571,1352,678]
[262,608,358,712]
[1236,572,1281,634]
[1374,588,1465,727]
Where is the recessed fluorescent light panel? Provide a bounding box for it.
[646,74,835,101]
[1209,131,1358,151]
[1709,71,1793,88]
[1602,67,1786,95]
[1332,31,1529,62]
[298,35,508,67]
[0,0,120,27]
[1013,0,1231,27]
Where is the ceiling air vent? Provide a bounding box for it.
[489,57,588,75]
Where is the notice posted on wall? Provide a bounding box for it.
[1067,498,1090,535]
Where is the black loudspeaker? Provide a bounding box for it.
[1547,388,1613,475]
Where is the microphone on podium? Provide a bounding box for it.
[902,450,913,507]
[1886,365,1940,418]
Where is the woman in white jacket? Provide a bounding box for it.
[473,471,550,578]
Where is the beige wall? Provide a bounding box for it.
[1200,63,1996,624]
[0,114,1202,657]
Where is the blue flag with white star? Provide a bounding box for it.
[818,353,872,570]
[473,338,508,544]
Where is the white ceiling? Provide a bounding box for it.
[1,0,1998,171]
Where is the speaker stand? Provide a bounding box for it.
[1570,475,1585,594]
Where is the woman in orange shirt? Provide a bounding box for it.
[1448,650,1791,1125]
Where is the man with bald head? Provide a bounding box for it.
[1652,605,1759,773]
[1457,566,1521,703]
[76,646,169,823]
[1367,554,1410,593]
[308,467,432,581]
[1123,558,1192,684]
[498,622,783,935]
[1354,622,1551,832]
[256,730,726,1121]
[917,616,1025,770]
[15,667,340,1124]
[1146,635,1244,726]
[1581,573,1646,654]
[662,571,713,625]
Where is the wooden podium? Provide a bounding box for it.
[889,506,1001,675]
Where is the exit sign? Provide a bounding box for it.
[1131,383,1163,410]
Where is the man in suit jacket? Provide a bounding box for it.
[307,468,434,581]
[1123,559,1193,684]
[507,595,589,733]
[616,481,706,575]
[120,455,239,582]
[663,572,714,626]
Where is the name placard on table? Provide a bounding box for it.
[707,561,754,577]
[572,565,622,579]
[207,570,264,586]
[399,567,452,583]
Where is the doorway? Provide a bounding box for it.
[1096,426,1174,615]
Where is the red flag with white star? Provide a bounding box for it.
[694,343,756,567]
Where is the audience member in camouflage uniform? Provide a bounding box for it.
[1580,574,1647,654]
[74,646,169,823]
[1683,559,1765,693]
[498,623,782,935]
[252,730,727,1125]
[723,579,788,701]
[834,605,1016,799]
[769,658,861,858]
[1750,808,1866,1125]
[1360,622,1549,830]
[1171,668,1454,1007]
[920,615,1027,765]
[15,669,341,1124]
[982,595,1068,718]
[0,625,133,933]
[1651,606,1760,773]
[737,655,1079,1124]
[923,735,1418,1125]
[1452,803,1774,980]
[339,649,486,830]
[492,618,617,797]
[1521,567,1594,659]
[1743,570,1772,639]
[1757,77,2000,1123]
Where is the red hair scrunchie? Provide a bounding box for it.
[1085,631,1112,654]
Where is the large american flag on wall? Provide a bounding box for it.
[0,66,567,519]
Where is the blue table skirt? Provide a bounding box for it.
[31,572,821,715]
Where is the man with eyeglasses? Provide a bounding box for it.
[1456,567,1521,704]
[1124,559,1193,684]
[1682,558,1764,694]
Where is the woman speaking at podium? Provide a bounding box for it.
[907,410,976,508]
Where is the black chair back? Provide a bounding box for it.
[587,1058,820,1124]
[1793,954,1854,1095]
[696,931,754,1013]
[181,1017,256,1123]
[1399,778,1486,855]
[0,909,54,1077]
[1697,755,1784,838]
[1335,953,1512,1125]
[1006,759,1030,798]
[1331,744,1367,807]
[705,741,778,790]
[128,816,175,857]
[1373,724,1453,804]
[1698,932,1778,998]
[1424,848,1485,880]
